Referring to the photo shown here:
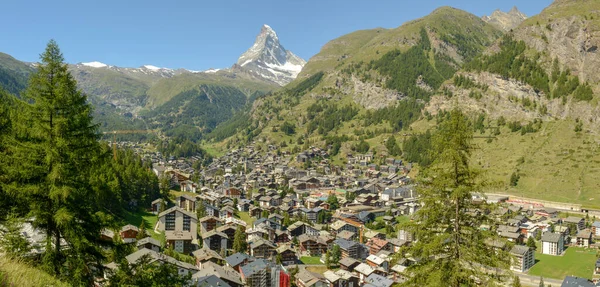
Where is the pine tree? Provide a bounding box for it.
[539,277,544,287]
[233,225,247,253]
[137,221,147,241]
[5,40,109,284]
[527,237,537,250]
[398,109,511,287]
[512,275,522,287]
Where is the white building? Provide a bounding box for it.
[541,232,564,256]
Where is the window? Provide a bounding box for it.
[166,212,176,231]
[183,215,191,231]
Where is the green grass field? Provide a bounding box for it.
[122,209,160,240]
[528,247,597,279]
[470,119,600,209]
[300,256,324,265]
[0,257,69,287]
[236,211,256,227]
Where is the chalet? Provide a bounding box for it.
[366,254,389,272]
[192,261,243,287]
[592,221,600,237]
[364,273,394,287]
[249,238,276,259]
[192,275,232,287]
[224,187,243,199]
[199,216,222,234]
[541,232,564,256]
[240,259,289,287]
[339,257,360,271]
[336,230,357,241]
[276,244,298,266]
[577,229,593,247]
[323,269,360,287]
[110,248,198,278]
[275,230,291,244]
[296,269,327,287]
[564,216,585,231]
[330,220,359,236]
[224,252,251,273]
[237,199,252,212]
[192,247,223,268]
[120,224,139,243]
[354,263,375,285]
[367,238,392,255]
[180,180,197,193]
[387,238,408,253]
[217,225,238,249]
[288,221,319,237]
[560,276,596,287]
[298,234,328,256]
[510,245,534,272]
[335,238,360,260]
[202,230,228,253]
[151,198,165,213]
[219,206,236,219]
[136,237,161,252]
[156,206,198,253]
[497,225,523,244]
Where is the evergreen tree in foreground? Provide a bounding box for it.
[398,109,511,287]
[4,40,110,284]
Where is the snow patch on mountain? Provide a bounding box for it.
[82,61,108,68]
[235,24,306,86]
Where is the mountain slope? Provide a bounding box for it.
[210,6,502,149]
[235,24,306,86]
[0,52,34,95]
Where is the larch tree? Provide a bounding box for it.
[398,109,511,287]
[233,225,247,253]
[5,40,110,284]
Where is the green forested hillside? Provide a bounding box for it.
[209,2,600,208]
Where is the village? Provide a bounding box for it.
[93,142,600,287]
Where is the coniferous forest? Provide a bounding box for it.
[0,41,160,285]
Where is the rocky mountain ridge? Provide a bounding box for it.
[235,24,306,86]
[482,6,527,32]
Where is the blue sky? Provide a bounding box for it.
[1,0,552,71]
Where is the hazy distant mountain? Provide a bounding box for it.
[482,6,527,31]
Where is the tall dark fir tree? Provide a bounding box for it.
[5,40,110,284]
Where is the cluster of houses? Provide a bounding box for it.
[98,143,600,286]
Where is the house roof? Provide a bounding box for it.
[240,258,271,277]
[354,263,375,276]
[125,248,197,271]
[158,206,197,220]
[564,216,584,224]
[192,261,242,285]
[192,274,231,287]
[165,230,194,241]
[541,232,562,243]
[366,254,385,265]
[339,256,359,267]
[136,237,160,248]
[192,247,223,261]
[250,238,276,249]
[510,245,531,256]
[224,252,250,267]
[201,230,228,239]
[337,230,356,240]
[334,238,357,250]
[365,273,394,287]
[120,224,139,233]
[560,276,596,287]
[577,229,592,239]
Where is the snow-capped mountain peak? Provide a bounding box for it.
[81,61,108,68]
[236,24,306,86]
